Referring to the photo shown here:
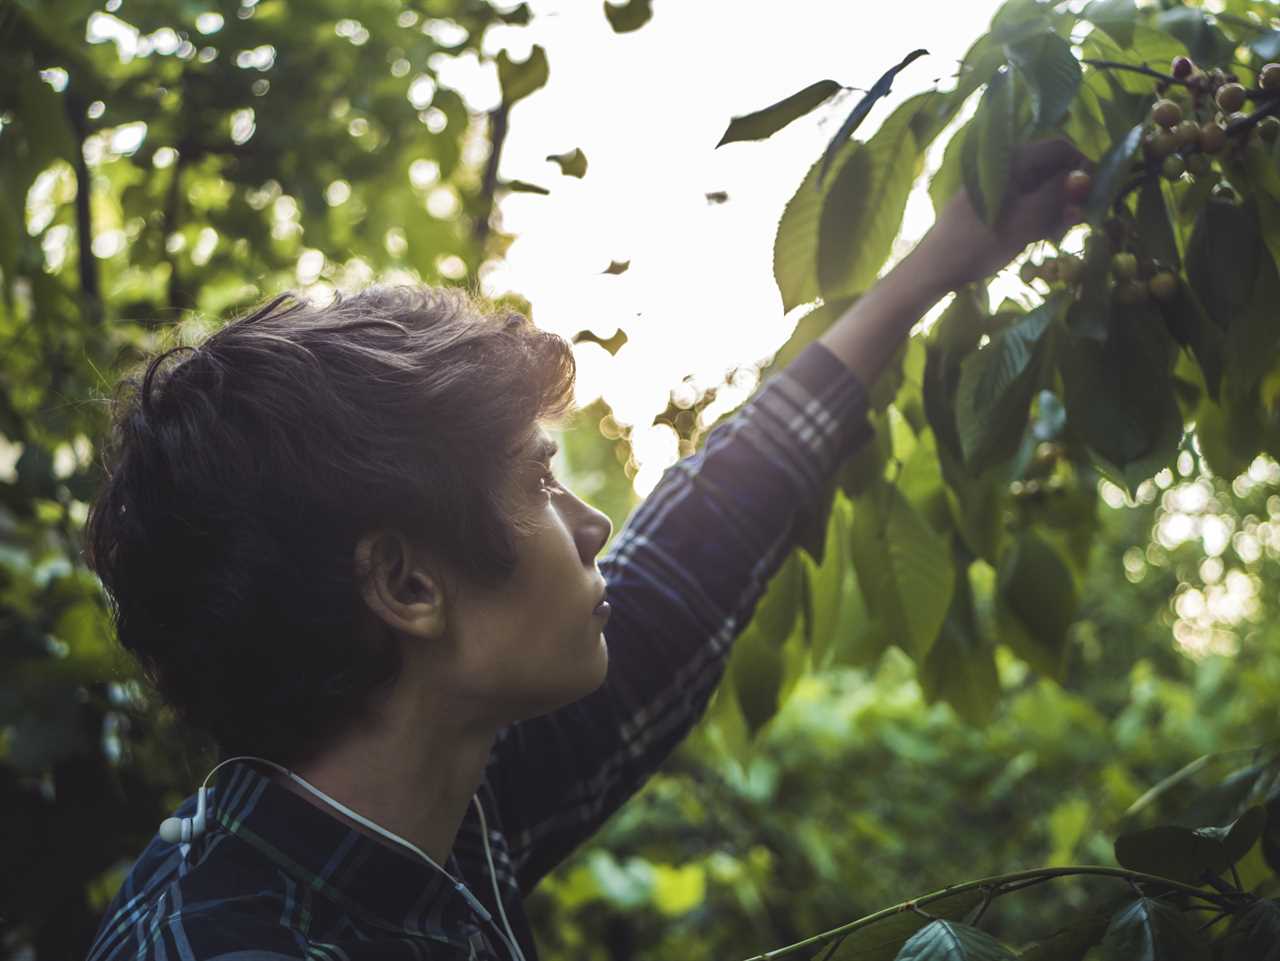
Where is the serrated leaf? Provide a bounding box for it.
[1099,898,1210,961]
[497,44,549,105]
[1006,33,1081,130]
[850,483,954,664]
[717,80,843,148]
[955,296,1058,472]
[774,136,861,311]
[819,890,985,961]
[1082,0,1137,48]
[603,0,651,33]
[816,48,929,191]
[817,92,942,301]
[546,148,587,178]
[1219,898,1280,961]
[996,531,1078,681]
[893,919,1017,961]
[1114,807,1263,884]
[963,68,1018,225]
[1083,124,1144,226]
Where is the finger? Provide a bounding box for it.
[1011,138,1087,190]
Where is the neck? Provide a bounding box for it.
[276,694,499,866]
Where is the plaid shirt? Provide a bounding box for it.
[85,340,871,961]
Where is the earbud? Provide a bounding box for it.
[158,785,207,843]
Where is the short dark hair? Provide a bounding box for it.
[85,285,576,767]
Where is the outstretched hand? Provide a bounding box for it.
[915,138,1091,293]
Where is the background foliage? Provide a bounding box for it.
[3,0,1280,959]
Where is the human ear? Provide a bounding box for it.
[353,530,447,640]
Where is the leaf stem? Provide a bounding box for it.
[736,866,1244,961]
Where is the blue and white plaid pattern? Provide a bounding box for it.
[85,340,871,961]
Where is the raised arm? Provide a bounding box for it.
[485,138,1085,894]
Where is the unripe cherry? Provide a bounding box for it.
[1199,122,1227,154]
[1152,99,1183,128]
[1216,83,1247,113]
[1262,63,1280,90]
[1112,252,1139,280]
[1064,169,1092,203]
[1173,120,1200,149]
[1150,130,1179,158]
[1186,153,1213,177]
[1259,115,1280,143]
[1162,154,1187,180]
[1149,271,1179,302]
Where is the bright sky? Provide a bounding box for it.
[435,0,1013,494]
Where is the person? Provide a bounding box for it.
[82,139,1085,961]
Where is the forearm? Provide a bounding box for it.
[817,242,952,387]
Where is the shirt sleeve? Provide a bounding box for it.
[485,340,873,894]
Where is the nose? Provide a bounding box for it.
[574,502,612,563]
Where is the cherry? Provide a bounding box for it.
[1171,56,1194,80]
[1186,153,1213,177]
[1173,120,1200,149]
[1056,254,1083,285]
[1259,115,1280,143]
[1149,272,1178,302]
[1162,155,1186,180]
[1111,252,1139,280]
[1151,99,1183,128]
[1216,83,1247,113]
[1262,63,1280,91]
[1199,122,1227,154]
[1149,130,1179,158]
[1064,169,1092,203]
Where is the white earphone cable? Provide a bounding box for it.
[179,755,528,961]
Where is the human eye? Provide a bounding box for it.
[538,466,564,496]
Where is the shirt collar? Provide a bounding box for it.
[208,759,474,945]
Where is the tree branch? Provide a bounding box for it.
[1081,59,1188,88]
[64,92,101,326]
[472,100,511,256]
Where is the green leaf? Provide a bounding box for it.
[962,67,1018,225]
[1219,899,1280,961]
[716,80,843,147]
[1017,913,1113,961]
[1186,198,1259,332]
[1136,180,1179,270]
[1113,807,1264,884]
[753,550,805,648]
[1006,33,1081,130]
[819,890,984,961]
[1099,898,1210,961]
[546,148,588,178]
[603,0,652,33]
[1082,124,1144,226]
[816,49,930,191]
[955,296,1058,473]
[774,137,861,311]
[817,92,942,301]
[1155,282,1223,401]
[803,492,852,671]
[1058,308,1182,495]
[931,121,970,217]
[1082,0,1137,48]
[497,44,550,105]
[893,919,1018,961]
[503,180,552,195]
[996,531,1078,681]
[850,483,955,664]
[1155,7,1234,67]
[729,624,782,738]
[918,556,999,726]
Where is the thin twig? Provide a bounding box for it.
[1081,59,1188,88]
